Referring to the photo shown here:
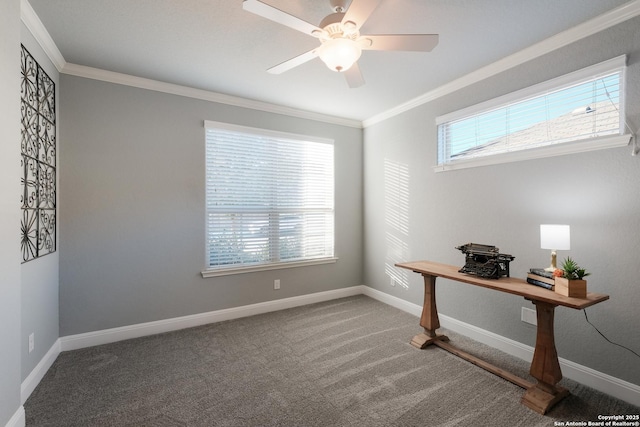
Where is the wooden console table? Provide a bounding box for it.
[395,260,609,414]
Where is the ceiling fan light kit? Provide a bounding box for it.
[242,0,439,87]
[318,37,362,72]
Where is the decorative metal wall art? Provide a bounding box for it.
[20,45,56,263]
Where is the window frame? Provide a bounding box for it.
[201,121,337,278]
[435,55,631,172]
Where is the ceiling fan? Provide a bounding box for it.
[242,0,439,88]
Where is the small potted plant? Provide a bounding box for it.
[553,256,590,298]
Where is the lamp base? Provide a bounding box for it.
[544,250,558,272]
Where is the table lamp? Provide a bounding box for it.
[540,224,570,272]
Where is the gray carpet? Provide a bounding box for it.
[25,295,639,426]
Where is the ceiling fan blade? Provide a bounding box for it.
[361,34,439,52]
[342,0,383,31]
[344,62,365,88]
[243,0,324,38]
[267,48,319,74]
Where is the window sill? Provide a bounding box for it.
[434,134,632,172]
[201,257,339,278]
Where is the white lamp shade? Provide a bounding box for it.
[317,38,362,72]
[540,224,571,250]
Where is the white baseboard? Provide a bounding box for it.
[361,286,640,407]
[22,284,640,413]
[4,406,25,427]
[60,286,365,352]
[21,339,61,404]
[22,286,363,404]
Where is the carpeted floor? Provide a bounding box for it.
[25,295,639,426]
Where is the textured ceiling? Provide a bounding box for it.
[27,0,634,122]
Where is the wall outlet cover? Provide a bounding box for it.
[521,307,537,326]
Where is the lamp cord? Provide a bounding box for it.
[583,309,640,359]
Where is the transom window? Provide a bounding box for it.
[436,55,630,171]
[202,121,335,277]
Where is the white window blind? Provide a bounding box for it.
[204,121,335,275]
[436,55,629,170]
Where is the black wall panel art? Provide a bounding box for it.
[20,45,56,263]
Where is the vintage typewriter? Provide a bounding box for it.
[456,243,515,279]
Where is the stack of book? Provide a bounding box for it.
[527,268,555,290]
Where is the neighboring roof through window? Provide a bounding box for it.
[435,55,632,171]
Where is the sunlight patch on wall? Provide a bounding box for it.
[383,158,410,289]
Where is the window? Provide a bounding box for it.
[436,55,631,171]
[202,121,336,277]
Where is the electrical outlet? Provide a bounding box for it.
[521,307,537,326]
[274,279,280,290]
[29,333,34,353]
[390,277,396,287]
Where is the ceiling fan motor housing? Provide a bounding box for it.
[319,13,358,40]
[320,13,344,36]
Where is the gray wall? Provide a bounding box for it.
[59,76,363,336]
[20,23,60,383]
[363,16,640,386]
[0,0,23,424]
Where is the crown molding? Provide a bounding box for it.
[61,63,362,128]
[362,0,640,128]
[21,0,640,130]
[20,0,65,71]
[20,0,361,129]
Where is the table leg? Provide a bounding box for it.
[411,273,449,349]
[521,300,569,414]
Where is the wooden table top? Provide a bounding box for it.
[396,260,609,310]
